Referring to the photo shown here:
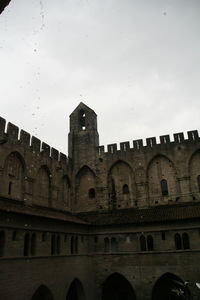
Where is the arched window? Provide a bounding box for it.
[111,237,118,252]
[31,234,36,256]
[51,234,56,255]
[75,236,78,254]
[147,235,154,251]
[76,166,96,211]
[0,231,5,257]
[56,235,60,255]
[104,237,110,253]
[8,181,12,195]
[42,232,47,242]
[88,188,95,198]
[122,184,129,194]
[182,233,190,249]
[140,235,146,251]
[3,152,25,200]
[64,234,67,243]
[197,175,200,192]
[174,233,182,250]
[24,232,30,256]
[70,236,74,254]
[12,231,17,241]
[160,179,169,196]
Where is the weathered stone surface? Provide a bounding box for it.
[0,103,200,300]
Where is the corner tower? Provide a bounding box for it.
[68,103,99,165]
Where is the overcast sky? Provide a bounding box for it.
[0,0,199,154]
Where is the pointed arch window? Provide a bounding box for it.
[161,179,169,196]
[197,175,200,192]
[56,235,61,255]
[75,236,78,254]
[24,232,37,256]
[12,231,17,241]
[8,181,12,195]
[31,234,36,256]
[70,236,74,254]
[182,233,190,249]
[147,235,154,251]
[122,184,129,194]
[174,233,182,250]
[111,237,118,252]
[51,234,56,255]
[140,235,146,251]
[24,233,30,256]
[4,152,25,200]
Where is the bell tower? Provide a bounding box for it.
[68,103,99,166]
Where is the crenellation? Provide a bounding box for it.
[174,132,184,143]
[97,145,105,155]
[19,129,31,146]
[187,130,199,141]
[146,137,157,148]
[41,142,50,156]
[120,141,130,151]
[31,136,41,152]
[59,152,67,164]
[51,148,59,160]
[97,130,199,158]
[0,116,6,135]
[0,103,200,300]
[160,134,170,144]
[133,139,143,149]
[6,122,19,140]
[107,143,118,153]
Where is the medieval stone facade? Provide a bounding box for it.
[0,102,200,300]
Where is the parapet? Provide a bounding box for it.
[0,116,68,165]
[97,130,200,155]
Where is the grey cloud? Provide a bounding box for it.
[0,0,199,153]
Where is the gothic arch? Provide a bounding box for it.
[62,175,71,208]
[31,285,54,300]
[35,165,51,207]
[108,160,136,209]
[152,272,189,300]
[189,150,200,199]
[75,166,96,211]
[147,155,180,204]
[1,151,25,200]
[102,272,137,300]
[66,278,86,300]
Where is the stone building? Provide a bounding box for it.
[0,102,200,300]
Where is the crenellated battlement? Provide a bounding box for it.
[0,116,68,164]
[97,130,200,155]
